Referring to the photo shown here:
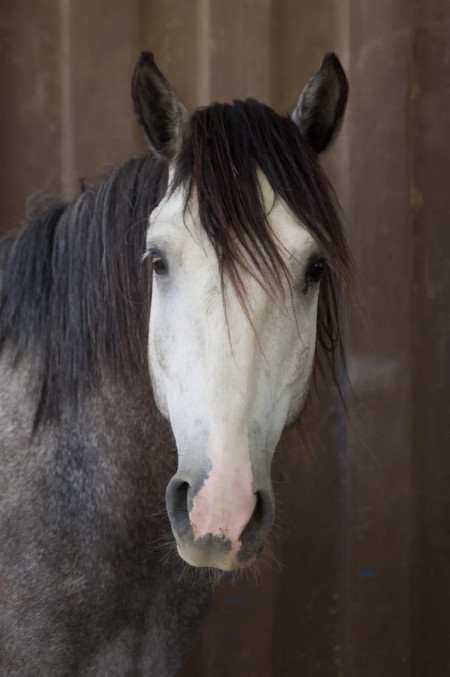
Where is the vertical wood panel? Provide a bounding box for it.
[139,0,207,109]
[0,0,63,232]
[62,0,144,199]
[344,1,413,673]
[208,0,272,103]
[411,0,450,674]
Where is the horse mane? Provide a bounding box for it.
[0,98,353,428]
[0,155,168,426]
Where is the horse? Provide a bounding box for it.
[0,51,352,675]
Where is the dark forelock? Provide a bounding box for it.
[174,99,354,387]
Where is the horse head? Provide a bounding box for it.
[132,52,349,570]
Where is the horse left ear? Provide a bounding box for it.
[292,52,348,154]
[132,51,189,160]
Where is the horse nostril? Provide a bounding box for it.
[238,490,274,561]
[166,478,191,537]
[250,492,265,528]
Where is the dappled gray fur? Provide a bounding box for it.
[0,356,213,675]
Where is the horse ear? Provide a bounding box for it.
[292,52,348,154]
[132,51,189,160]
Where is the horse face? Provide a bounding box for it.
[146,175,323,570]
[132,50,348,570]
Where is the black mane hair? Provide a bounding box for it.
[0,98,353,427]
[0,155,168,426]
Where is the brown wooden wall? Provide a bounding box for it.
[1,1,449,675]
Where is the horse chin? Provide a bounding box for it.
[176,544,257,572]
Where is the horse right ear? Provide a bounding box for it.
[292,52,348,154]
[132,52,189,160]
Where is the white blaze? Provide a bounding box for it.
[147,172,321,564]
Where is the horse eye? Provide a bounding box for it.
[303,258,327,294]
[150,250,167,275]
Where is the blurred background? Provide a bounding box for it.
[1,1,449,675]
